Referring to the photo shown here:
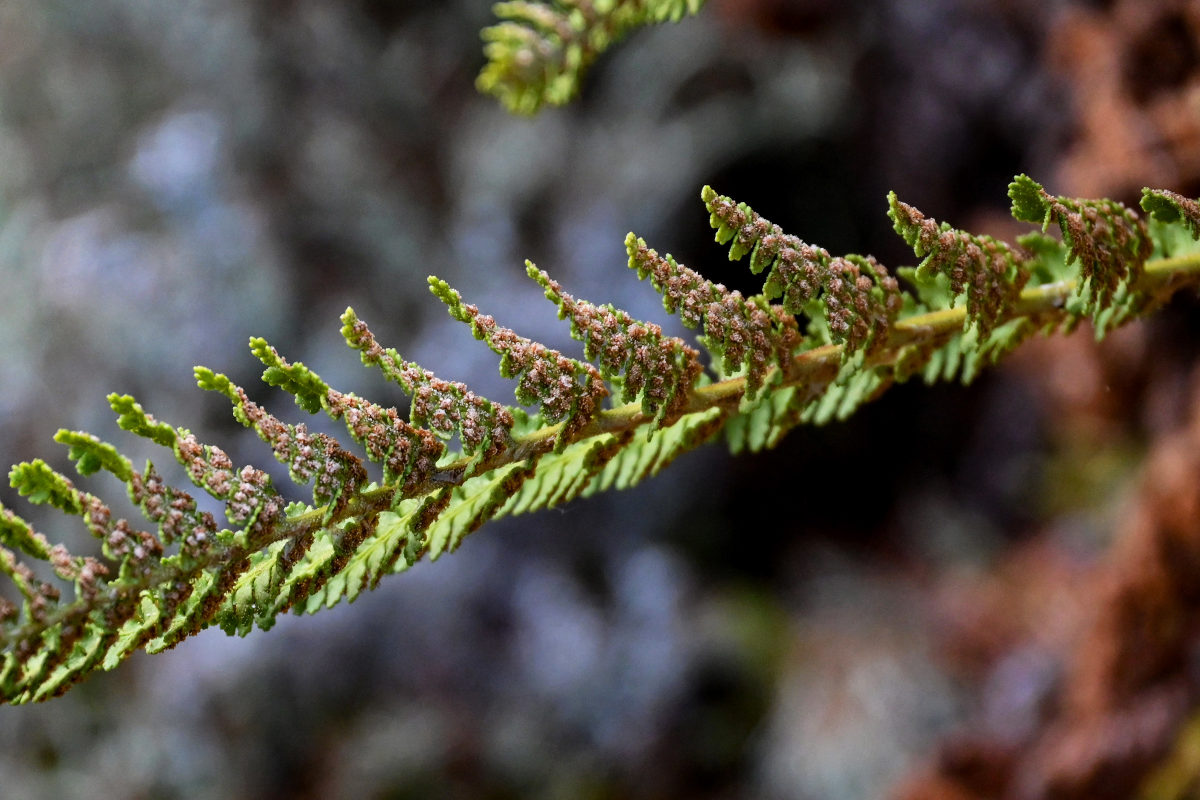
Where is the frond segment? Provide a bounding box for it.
[477,0,708,114]
[889,192,1031,336]
[625,232,801,399]
[704,186,903,357]
[528,263,702,427]
[1142,188,1200,241]
[1009,175,1151,331]
[429,277,609,451]
[341,308,513,462]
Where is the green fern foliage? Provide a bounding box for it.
[704,186,904,357]
[625,230,802,399]
[889,191,1031,336]
[1010,174,1153,332]
[429,276,609,451]
[498,430,633,516]
[2,178,1200,704]
[477,0,708,114]
[529,262,703,427]
[1142,188,1200,243]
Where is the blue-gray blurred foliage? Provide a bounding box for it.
[0,1,1069,797]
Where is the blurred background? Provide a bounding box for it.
[1,1,1200,798]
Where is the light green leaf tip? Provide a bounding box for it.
[10,460,82,515]
[428,276,474,326]
[0,506,50,560]
[54,430,132,481]
[250,338,329,415]
[109,394,177,448]
[194,367,237,401]
[1008,174,1049,226]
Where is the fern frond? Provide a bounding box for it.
[920,318,1038,386]
[423,461,538,559]
[498,430,634,516]
[300,502,417,613]
[3,177,1200,704]
[724,375,800,455]
[477,0,707,114]
[585,406,725,493]
[0,504,52,562]
[341,308,512,463]
[196,365,367,519]
[55,430,133,481]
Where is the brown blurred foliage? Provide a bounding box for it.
[1052,0,1200,200]
[893,4,1200,797]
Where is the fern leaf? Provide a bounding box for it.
[1141,188,1200,242]
[0,506,51,561]
[302,483,507,615]
[144,570,217,652]
[303,501,419,611]
[499,431,634,516]
[213,502,387,631]
[920,319,1037,386]
[101,593,160,669]
[725,379,799,454]
[341,308,513,462]
[218,541,295,636]
[423,461,539,559]
[889,191,1031,336]
[5,176,1200,705]
[109,393,280,536]
[585,406,725,494]
[292,494,439,614]
[1009,175,1151,332]
[10,461,86,514]
[110,394,181,449]
[625,232,801,399]
[198,368,349,509]
[31,621,107,702]
[429,277,609,451]
[250,338,330,414]
[54,430,133,481]
[477,0,707,115]
[528,262,702,427]
[704,186,903,357]
[801,355,890,425]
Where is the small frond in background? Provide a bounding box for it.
[477,0,708,114]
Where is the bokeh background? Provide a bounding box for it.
[1,1,1200,798]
